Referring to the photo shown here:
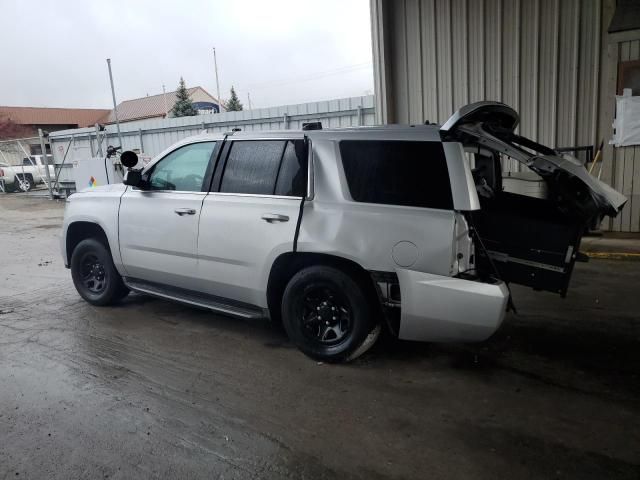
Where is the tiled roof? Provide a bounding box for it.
[99,86,221,123]
[0,106,110,127]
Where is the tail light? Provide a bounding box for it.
[0,168,4,177]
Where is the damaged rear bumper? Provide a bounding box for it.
[396,269,509,342]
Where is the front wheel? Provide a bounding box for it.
[281,265,377,362]
[70,238,129,306]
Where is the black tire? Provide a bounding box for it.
[282,265,376,362]
[4,180,16,193]
[70,238,129,306]
[15,174,34,192]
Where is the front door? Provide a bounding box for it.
[119,141,217,290]
[197,138,308,307]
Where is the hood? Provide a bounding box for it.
[441,101,627,219]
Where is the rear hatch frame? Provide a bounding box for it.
[441,102,627,296]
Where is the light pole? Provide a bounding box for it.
[162,84,169,117]
[213,47,222,112]
[106,58,123,148]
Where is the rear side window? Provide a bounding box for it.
[219,140,307,196]
[340,140,453,210]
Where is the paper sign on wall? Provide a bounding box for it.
[611,89,640,147]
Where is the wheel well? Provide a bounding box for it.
[16,173,34,181]
[66,222,109,264]
[266,252,381,323]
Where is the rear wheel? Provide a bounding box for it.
[70,238,129,306]
[282,265,377,362]
[15,175,34,192]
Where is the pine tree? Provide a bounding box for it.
[170,77,198,117]
[225,86,243,111]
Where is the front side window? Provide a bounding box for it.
[340,140,453,210]
[219,140,307,196]
[148,142,216,192]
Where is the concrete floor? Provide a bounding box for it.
[1,195,639,480]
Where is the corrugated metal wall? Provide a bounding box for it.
[48,96,375,188]
[373,0,640,232]
[381,0,601,148]
[611,38,640,232]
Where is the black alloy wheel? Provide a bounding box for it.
[282,265,378,362]
[301,286,352,345]
[70,238,129,306]
[79,252,108,294]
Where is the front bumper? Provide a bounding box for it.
[396,269,509,342]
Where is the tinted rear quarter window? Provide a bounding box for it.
[340,140,453,209]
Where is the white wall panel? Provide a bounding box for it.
[48,95,375,189]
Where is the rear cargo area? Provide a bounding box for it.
[471,191,585,296]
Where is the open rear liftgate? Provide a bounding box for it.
[441,101,627,297]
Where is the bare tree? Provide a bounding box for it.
[0,116,34,140]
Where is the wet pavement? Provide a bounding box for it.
[1,195,639,479]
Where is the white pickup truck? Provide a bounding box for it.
[0,155,54,192]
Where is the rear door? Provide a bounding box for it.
[196,137,308,307]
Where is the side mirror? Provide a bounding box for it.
[121,150,139,168]
[123,169,143,187]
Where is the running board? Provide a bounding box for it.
[123,278,265,319]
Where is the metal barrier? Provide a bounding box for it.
[48,95,376,195]
[0,135,53,197]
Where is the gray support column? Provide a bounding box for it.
[88,133,95,157]
[95,124,103,157]
[370,0,394,123]
[38,129,53,199]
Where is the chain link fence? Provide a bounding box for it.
[0,136,53,196]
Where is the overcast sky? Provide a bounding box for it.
[0,0,373,109]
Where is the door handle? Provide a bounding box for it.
[261,213,289,223]
[174,208,196,216]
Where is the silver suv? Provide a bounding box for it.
[61,102,626,362]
